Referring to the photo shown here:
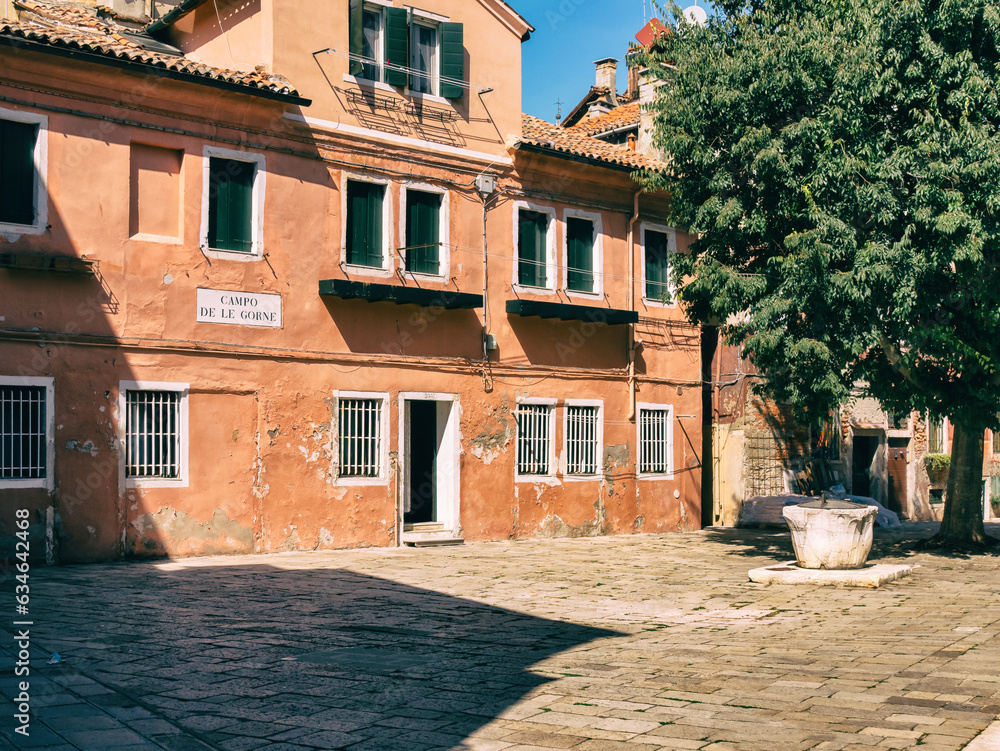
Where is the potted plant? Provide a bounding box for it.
[924,453,951,485]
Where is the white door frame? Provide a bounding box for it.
[398,392,460,538]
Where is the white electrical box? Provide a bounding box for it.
[475,174,496,195]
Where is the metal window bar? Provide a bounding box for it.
[339,399,382,477]
[126,391,180,479]
[640,409,668,474]
[517,404,551,475]
[566,406,598,475]
[744,430,786,497]
[0,386,46,480]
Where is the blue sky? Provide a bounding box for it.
[514,0,715,122]
[516,0,668,122]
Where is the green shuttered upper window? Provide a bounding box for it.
[518,209,550,289]
[405,189,442,275]
[644,228,673,303]
[346,180,386,268]
[0,119,39,227]
[208,157,255,253]
[566,217,596,293]
[348,2,465,99]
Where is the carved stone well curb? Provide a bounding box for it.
[782,498,879,570]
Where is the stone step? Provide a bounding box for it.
[401,529,464,547]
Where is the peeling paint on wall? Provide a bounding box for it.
[129,507,253,557]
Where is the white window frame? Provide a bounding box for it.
[515,397,557,481]
[350,0,391,87]
[333,390,390,486]
[199,145,266,262]
[399,181,449,280]
[637,402,675,479]
[0,376,55,490]
[512,202,558,295]
[341,172,394,278]
[562,399,603,480]
[926,412,949,454]
[562,209,603,298]
[640,222,677,307]
[119,381,190,489]
[0,107,48,236]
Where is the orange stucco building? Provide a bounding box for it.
[0,0,703,563]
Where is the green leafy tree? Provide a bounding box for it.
[640,0,1000,547]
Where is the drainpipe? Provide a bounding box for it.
[627,191,641,421]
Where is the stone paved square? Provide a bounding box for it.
[2,523,999,750]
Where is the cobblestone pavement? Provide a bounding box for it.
[2,522,999,751]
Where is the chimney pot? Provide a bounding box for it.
[594,57,619,105]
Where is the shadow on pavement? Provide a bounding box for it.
[22,562,623,751]
[702,521,1000,562]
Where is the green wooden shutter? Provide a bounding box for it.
[645,230,671,302]
[208,158,254,253]
[518,210,548,288]
[405,191,441,274]
[347,181,384,268]
[348,0,363,76]
[383,7,409,87]
[0,120,37,226]
[439,22,464,99]
[566,217,595,292]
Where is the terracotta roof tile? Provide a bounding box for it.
[567,101,641,137]
[1,0,301,98]
[520,113,666,172]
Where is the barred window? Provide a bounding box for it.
[0,385,46,480]
[566,406,598,475]
[993,415,1000,455]
[338,398,383,478]
[639,407,671,475]
[125,390,182,479]
[517,403,553,475]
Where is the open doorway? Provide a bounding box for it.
[399,394,460,545]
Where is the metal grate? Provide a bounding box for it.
[126,390,181,479]
[339,399,382,477]
[566,406,598,475]
[517,403,552,475]
[0,386,46,480]
[744,430,786,497]
[639,408,669,474]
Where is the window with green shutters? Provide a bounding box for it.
[992,417,1000,454]
[518,209,550,288]
[346,180,385,268]
[644,228,672,303]
[405,189,442,275]
[0,118,38,227]
[207,157,254,253]
[347,2,464,99]
[566,216,596,293]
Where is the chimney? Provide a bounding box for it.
[594,58,619,106]
[627,61,640,101]
[637,67,664,159]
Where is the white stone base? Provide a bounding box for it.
[748,561,913,587]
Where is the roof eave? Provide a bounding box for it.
[0,33,311,106]
[513,141,650,174]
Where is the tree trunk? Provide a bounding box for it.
[933,419,995,548]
